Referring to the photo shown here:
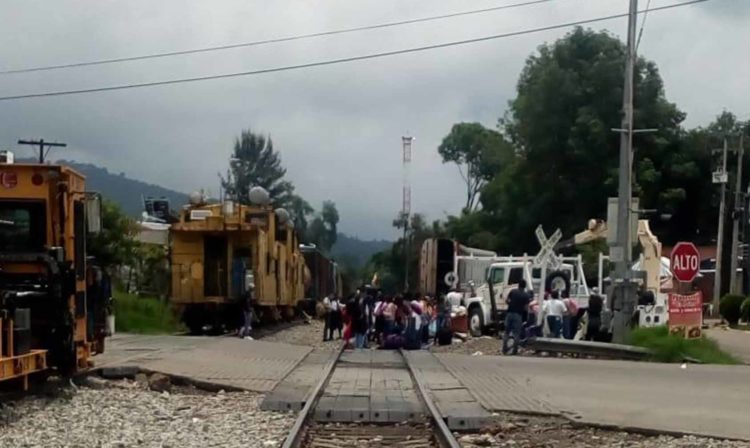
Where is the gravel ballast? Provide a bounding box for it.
[257,318,341,351]
[0,380,295,448]
[457,413,747,448]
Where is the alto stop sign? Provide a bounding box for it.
[671,242,700,283]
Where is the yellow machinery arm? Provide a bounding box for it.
[555,219,608,251]
[556,218,663,294]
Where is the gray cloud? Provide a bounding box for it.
[0,0,747,239]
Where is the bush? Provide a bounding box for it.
[113,290,184,334]
[741,298,750,324]
[629,326,738,365]
[720,294,745,326]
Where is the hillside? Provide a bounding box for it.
[330,233,391,269]
[48,160,391,266]
[57,160,190,217]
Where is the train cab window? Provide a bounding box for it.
[0,200,46,252]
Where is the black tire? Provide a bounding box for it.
[545,270,571,296]
[468,306,484,337]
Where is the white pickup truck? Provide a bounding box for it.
[454,255,591,337]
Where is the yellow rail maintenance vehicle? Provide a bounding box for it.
[170,188,306,333]
[0,151,105,389]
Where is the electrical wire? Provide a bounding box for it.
[635,0,653,52]
[0,0,708,102]
[0,0,557,76]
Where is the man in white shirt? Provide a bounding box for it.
[446,288,463,308]
[542,291,566,338]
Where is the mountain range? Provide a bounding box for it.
[57,160,391,268]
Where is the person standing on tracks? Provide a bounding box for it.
[434,294,452,346]
[328,295,343,341]
[239,284,255,340]
[562,294,580,340]
[322,293,333,342]
[542,290,566,338]
[584,293,604,341]
[502,279,531,355]
[345,293,366,349]
[382,296,397,336]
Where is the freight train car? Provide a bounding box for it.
[169,189,306,333]
[300,244,342,300]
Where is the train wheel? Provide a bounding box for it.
[183,306,205,335]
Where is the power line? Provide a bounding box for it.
[0,0,708,102]
[635,0,653,52]
[0,0,557,76]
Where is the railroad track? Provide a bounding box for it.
[281,347,461,448]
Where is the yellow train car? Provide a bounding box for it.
[169,196,306,333]
[0,156,105,389]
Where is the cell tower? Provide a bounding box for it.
[402,135,414,291]
[402,136,413,217]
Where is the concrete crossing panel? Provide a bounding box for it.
[436,353,557,415]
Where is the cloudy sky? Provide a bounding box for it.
[0,0,747,240]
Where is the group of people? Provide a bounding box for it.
[321,288,453,350]
[502,280,609,355]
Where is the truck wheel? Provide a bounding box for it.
[469,306,484,337]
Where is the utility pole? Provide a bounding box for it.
[610,0,639,344]
[713,137,728,312]
[402,136,414,292]
[729,133,745,294]
[17,138,66,163]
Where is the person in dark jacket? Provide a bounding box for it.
[239,286,255,340]
[348,294,368,349]
[503,279,531,355]
[585,294,604,341]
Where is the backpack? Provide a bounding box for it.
[437,325,453,346]
[383,334,404,350]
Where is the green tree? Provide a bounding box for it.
[221,129,295,206]
[365,212,435,293]
[488,27,685,251]
[87,199,138,269]
[438,122,512,211]
[307,201,339,251]
[288,195,314,238]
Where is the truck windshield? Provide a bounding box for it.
[0,201,46,252]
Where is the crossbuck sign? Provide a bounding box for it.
[533,226,562,269]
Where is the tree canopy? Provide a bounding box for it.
[221,128,342,255]
[307,201,340,252]
[368,27,748,293]
[438,122,512,211]
[87,199,138,269]
[221,130,295,207]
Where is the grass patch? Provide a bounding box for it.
[113,290,184,334]
[629,326,740,365]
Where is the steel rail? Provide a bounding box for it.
[280,343,345,448]
[401,349,462,448]
[282,346,462,448]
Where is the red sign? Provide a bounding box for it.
[668,291,703,339]
[670,242,700,283]
[0,171,17,189]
